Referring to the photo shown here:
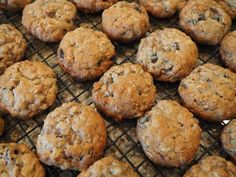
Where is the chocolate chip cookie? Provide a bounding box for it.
[0,0,31,11]
[0,143,45,177]
[216,0,236,19]
[0,24,27,75]
[102,1,150,43]
[137,100,201,167]
[58,27,115,81]
[0,60,58,120]
[184,156,236,177]
[178,63,236,122]
[72,0,118,13]
[220,30,236,72]
[22,0,77,42]
[140,0,187,18]
[136,28,198,82]
[78,156,138,177]
[0,117,4,136]
[36,102,107,171]
[221,119,236,162]
[92,63,156,122]
[179,0,231,45]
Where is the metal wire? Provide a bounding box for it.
[0,2,235,177]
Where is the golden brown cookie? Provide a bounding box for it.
[58,27,115,81]
[178,63,236,122]
[220,30,236,72]
[102,1,150,43]
[136,28,198,82]
[0,0,31,11]
[77,156,138,177]
[22,0,77,42]
[0,143,45,177]
[36,102,107,171]
[221,119,236,162]
[0,60,58,120]
[179,0,231,45]
[184,156,236,177]
[92,63,156,122]
[137,100,201,167]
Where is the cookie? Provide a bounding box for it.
[22,0,77,42]
[0,117,4,136]
[137,100,201,167]
[136,28,198,82]
[92,63,156,122]
[72,0,118,13]
[221,119,236,162]
[220,30,236,72]
[102,1,150,43]
[36,102,107,171]
[140,0,187,18]
[179,0,231,45]
[216,0,236,19]
[184,156,236,177]
[0,0,31,11]
[178,63,236,122]
[0,143,45,177]
[0,60,58,120]
[0,24,27,75]
[77,156,138,177]
[58,27,115,81]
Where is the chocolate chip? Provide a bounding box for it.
[151,53,158,63]
[97,60,102,66]
[173,42,180,50]
[13,149,19,155]
[79,155,83,161]
[47,11,56,18]
[134,5,142,13]
[198,14,205,21]
[59,49,64,59]
[210,8,222,22]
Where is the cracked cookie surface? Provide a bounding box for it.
[221,119,236,162]
[216,0,236,19]
[102,1,150,43]
[0,0,31,11]
[178,63,236,122]
[0,117,4,136]
[140,0,187,18]
[179,0,231,45]
[184,156,236,177]
[58,27,115,81]
[22,0,77,42]
[137,100,201,167]
[220,30,236,72]
[0,60,58,120]
[36,102,107,171]
[0,24,27,75]
[77,156,138,177]
[72,0,118,13]
[0,143,45,177]
[136,28,198,82]
[92,63,156,121]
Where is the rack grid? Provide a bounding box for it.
[0,1,235,176]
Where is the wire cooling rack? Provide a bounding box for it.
[0,1,236,176]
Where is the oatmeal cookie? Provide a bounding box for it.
[220,30,236,72]
[92,63,156,121]
[137,100,201,167]
[71,0,118,13]
[36,102,107,171]
[0,0,31,11]
[184,156,236,177]
[178,63,236,122]
[179,0,231,45]
[22,0,77,42]
[0,24,27,75]
[0,60,58,120]
[136,28,198,82]
[58,27,115,81]
[0,117,4,136]
[140,0,187,18]
[78,156,138,177]
[0,143,45,177]
[216,0,236,19]
[102,1,150,43]
[221,119,236,162]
